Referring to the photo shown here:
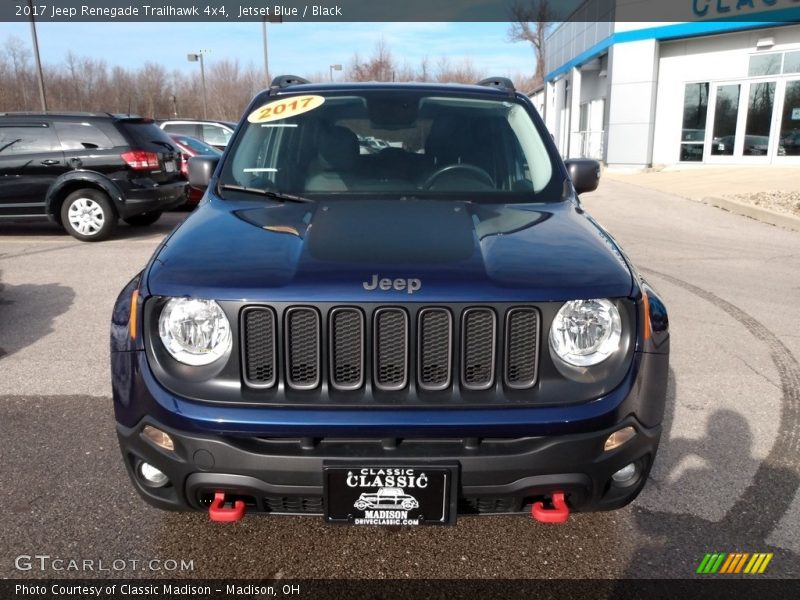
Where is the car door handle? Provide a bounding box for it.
[40,159,60,166]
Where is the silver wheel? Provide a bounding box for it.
[67,197,105,237]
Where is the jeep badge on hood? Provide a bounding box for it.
[363,274,422,294]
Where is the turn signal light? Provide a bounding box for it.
[604,426,636,451]
[142,425,175,452]
[129,289,139,339]
[642,290,652,341]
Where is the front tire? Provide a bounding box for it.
[124,211,162,227]
[61,189,117,242]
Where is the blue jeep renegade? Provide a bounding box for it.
[111,76,669,525]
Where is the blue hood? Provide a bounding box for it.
[147,197,633,302]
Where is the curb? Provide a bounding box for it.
[701,196,800,233]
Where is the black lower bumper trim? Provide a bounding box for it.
[117,416,661,517]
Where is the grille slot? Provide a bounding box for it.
[263,495,323,514]
[241,307,277,388]
[461,308,497,390]
[329,308,364,391]
[285,308,321,390]
[418,308,453,391]
[505,308,540,389]
[373,308,409,391]
[460,496,523,514]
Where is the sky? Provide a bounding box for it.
[0,21,537,80]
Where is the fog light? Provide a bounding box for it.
[604,426,636,451]
[612,462,638,485]
[139,462,169,487]
[142,425,175,451]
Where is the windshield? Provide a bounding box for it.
[172,134,222,155]
[219,90,558,200]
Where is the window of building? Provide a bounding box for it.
[779,80,800,156]
[680,82,709,161]
[711,84,741,156]
[743,82,776,155]
[748,53,782,77]
[783,51,800,74]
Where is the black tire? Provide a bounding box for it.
[60,189,117,242]
[124,211,162,227]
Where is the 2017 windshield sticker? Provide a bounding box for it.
[247,95,325,123]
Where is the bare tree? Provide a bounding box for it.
[4,36,32,109]
[508,0,552,86]
[434,57,480,84]
[348,39,396,82]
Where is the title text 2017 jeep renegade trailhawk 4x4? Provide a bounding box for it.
[111,76,669,525]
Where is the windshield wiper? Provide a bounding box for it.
[218,184,315,204]
[151,140,175,152]
[0,138,22,154]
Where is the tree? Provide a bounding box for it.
[507,0,552,86]
[348,39,396,82]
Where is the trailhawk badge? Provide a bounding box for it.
[324,466,456,526]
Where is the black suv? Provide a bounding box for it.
[0,112,186,241]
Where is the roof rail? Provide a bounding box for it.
[0,110,113,117]
[270,74,311,89]
[476,77,516,95]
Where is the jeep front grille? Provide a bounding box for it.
[285,307,321,389]
[417,308,453,391]
[241,307,276,388]
[461,308,496,390]
[329,308,364,390]
[505,308,540,389]
[374,308,409,391]
[241,305,540,396]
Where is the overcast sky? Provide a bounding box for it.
[0,21,537,79]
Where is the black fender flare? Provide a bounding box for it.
[45,171,124,223]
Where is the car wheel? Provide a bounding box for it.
[124,211,163,227]
[402,500,416,510]
[355,500,368,511]
[61,189,117,242]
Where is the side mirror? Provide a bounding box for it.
[564,159,601,195]
[187,155,221,190]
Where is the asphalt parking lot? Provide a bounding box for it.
[1,180,799,579]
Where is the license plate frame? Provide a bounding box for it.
[323,463,458,526]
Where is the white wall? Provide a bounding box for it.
[605,38,660,166]
[652,24,800,166]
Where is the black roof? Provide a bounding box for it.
[265,75,517,97]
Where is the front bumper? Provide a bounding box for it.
[117,415,660,516]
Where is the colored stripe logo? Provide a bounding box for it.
[697,552,773,574]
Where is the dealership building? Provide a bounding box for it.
[532,2,800,168]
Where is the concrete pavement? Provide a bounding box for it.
[604,166,800,200]
[1,182,799,579]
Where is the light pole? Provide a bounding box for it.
[187,50,209,120]
[268,19,269,89]
[329,64,342,81]
[27,0,47,111]
[261,16,282,88]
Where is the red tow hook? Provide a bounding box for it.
[531,492,570,523]
[208,491,246,522]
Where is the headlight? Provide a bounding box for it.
[549,299,622,367]
[158,298,231,366]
